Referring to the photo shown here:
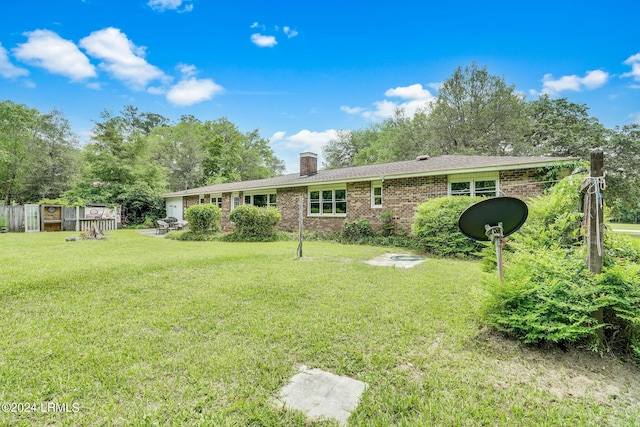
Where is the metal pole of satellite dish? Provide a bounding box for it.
[485,223,504,282]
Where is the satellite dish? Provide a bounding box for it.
[458,197,528,281]
[458,197,528,241]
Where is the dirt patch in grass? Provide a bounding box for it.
[475,328,640,409]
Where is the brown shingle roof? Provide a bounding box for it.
[161,155,576,198]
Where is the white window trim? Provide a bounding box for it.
[231,192,240,211]
[448,172,499,197]
[371,181,383,208]
[243,190,277,208]
[308,185,347,217]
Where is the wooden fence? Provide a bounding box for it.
[0,205,120,232]
[0,205,24,232]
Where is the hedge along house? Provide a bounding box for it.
[160,152,576,234]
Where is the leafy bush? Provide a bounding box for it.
[342,218,374,242]
[116,182,165,225]
[185,204,222,234]
[379,209,395,237]
[411,196,486,258]
[228,205,281,240]
[483,174,640,359]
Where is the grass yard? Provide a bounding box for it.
[610,223,640,231]
[610,223,640,240]
[1,230,639,426]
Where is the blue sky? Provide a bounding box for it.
[1,0,639,173]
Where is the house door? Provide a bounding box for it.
[231,192,240,211]
[24,204,40,232]
[166,197,183,220]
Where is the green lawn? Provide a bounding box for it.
[1,231,638,426]
[609,223,640,240]
[610,222,640,231]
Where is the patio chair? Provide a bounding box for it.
[175,220,188,230]
[156,220,169,235]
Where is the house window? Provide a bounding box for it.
[474,180,497,197]
[309,187,346,216]
[371,181,383,208]
[199,194,205,204]
[450,182,472,196]
[243,192,277,208]
[210,195,222,209]
[449,173,498,197]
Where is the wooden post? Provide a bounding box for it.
[297,195,304,258]
[588,149,604,274]
[75,206,80,232]
[586,149,605,344]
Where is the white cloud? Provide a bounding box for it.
[269,131,287,143]
[79,27,168,89]
[177,63,197,77]
[344,83,435,120]
[541,69,609,95]
[251,33,277,48]
[272,129,338,153]
[13,29,96,81]
[270,129,338,173]
[340,105,365,114]
[283,26,299,38]
[166,77,223,106]
[0,42,28,78]
[623,52,640,81]
[148,0,193,12]
[581,70,609,88]
[385,83,432,100]
[630,112,640,124]
[362,100,399,120]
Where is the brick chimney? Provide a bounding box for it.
[300,152,318,177]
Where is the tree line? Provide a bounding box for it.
[0,102,284,224]
[322,63,640,221]
[2,62,639,223]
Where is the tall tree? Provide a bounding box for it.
[524,95,606,156]
[149,115,207,191]
[322,110,434,168]
[604,124,640,219]
[66,106,167,204]
[200,118,284,184]
[426,62,528,155]
[323,128,376,169]
[0,101,78,204]
[356,108,434,164]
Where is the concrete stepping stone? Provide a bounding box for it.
[277,365,368,425]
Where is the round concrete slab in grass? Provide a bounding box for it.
[365,253,425,269]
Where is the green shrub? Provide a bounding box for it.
[379,209,395,236]
[185,204,222,234]
[228,205,281,240]
[512,174,585,249]
[411,196,486,258]
[484,247,598,344]
[483,174,640,359]
[116,182,165,225]
[342,218,374,241]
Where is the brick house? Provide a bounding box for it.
[160,153,575,234]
